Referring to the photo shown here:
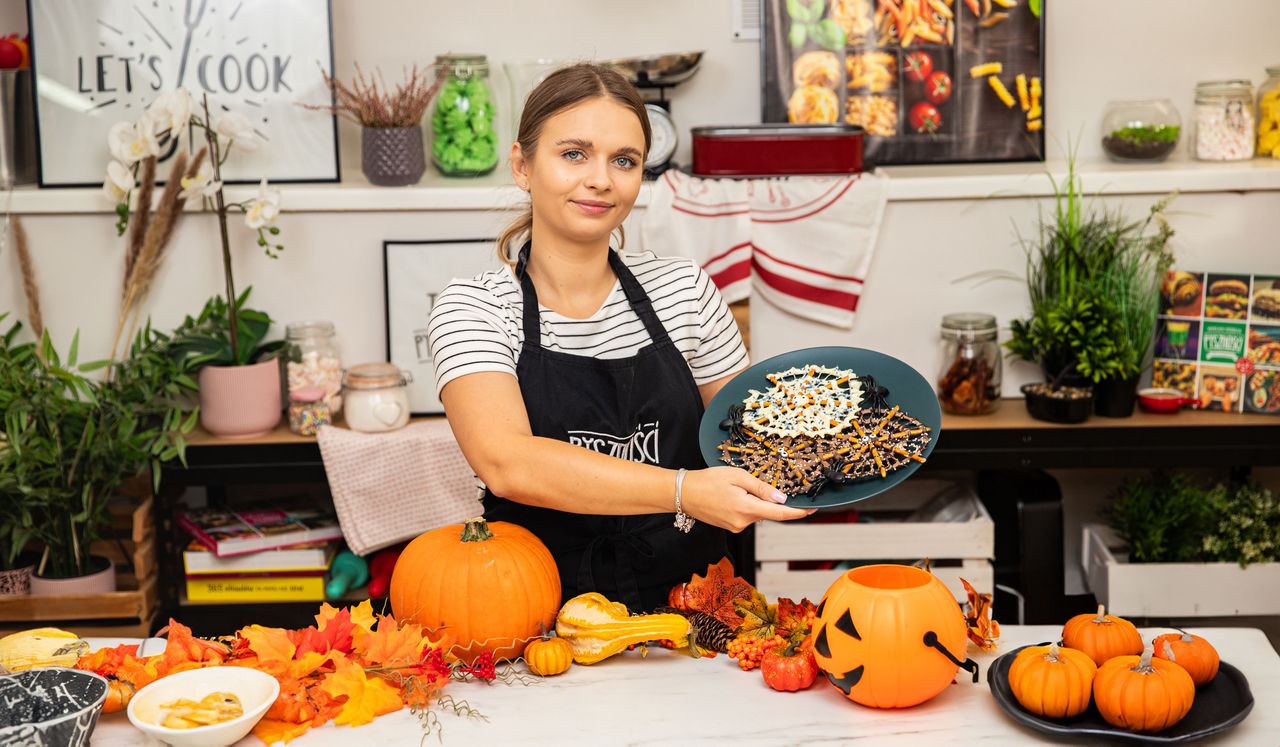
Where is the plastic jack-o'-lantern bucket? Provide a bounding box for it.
[812,564,977,708]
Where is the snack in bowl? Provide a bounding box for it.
[127,666,279,747]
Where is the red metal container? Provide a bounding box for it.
[691,124,864,178]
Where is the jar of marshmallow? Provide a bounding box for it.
[284,321,343,415]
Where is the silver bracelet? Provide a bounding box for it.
[673,468,695,533]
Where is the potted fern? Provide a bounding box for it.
[105,89,287,437]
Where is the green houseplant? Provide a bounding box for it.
[105,89,286,437]
[0,314,198,589]
[1004,153,1175,418]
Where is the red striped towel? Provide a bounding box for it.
[642,170,889,329]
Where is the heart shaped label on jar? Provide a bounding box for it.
[374,401,403,426]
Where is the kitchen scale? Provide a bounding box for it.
[604,51,704,179]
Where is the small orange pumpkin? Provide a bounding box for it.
[524,628,573,677]
[1093,642,1195,733]
[1062,604,1143,666]
[811,564,974,709]
[389,517,561,663]
[1008,642,1097,718]
[1152,631,1219,686]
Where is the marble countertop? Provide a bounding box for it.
[89,625,1280,746]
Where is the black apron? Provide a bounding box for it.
[483,244,730,612]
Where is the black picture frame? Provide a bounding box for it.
[26,0,340,187]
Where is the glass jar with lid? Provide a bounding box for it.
[285,321,343,415]
[1256,65,1280,158]
[343,363,411,433]
[288,386,332,436]
[937,313,1001,415]
[1192,80,1255,161]
[431,53,498,176]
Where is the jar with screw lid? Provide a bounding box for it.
[1192,80,1255,161]
[431,53,498,176]
[343,363,412,433]
[937,312,1001,415]
[285,321,343,414]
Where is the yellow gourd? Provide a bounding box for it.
[555,592,690,665]
[0,627,90,671]
[524,630,573,677]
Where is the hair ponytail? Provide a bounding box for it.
[496,203,533,268]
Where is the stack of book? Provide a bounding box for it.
[179,506,345,602]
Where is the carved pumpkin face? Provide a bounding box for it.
[811,564,971,708]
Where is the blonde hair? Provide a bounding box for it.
[497,63,652,268]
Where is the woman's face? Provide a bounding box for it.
[512,97,646,247]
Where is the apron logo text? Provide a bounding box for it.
[567,422,661,465]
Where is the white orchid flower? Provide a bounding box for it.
[102,160,135,203]
[107,120,159,165]
[179,162,222,200]
[244,179,281,229]
[145,88,194,134]
[214,111,259,152]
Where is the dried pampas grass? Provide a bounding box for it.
[12,215,42,341]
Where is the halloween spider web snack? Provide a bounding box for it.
[717,366,931,500]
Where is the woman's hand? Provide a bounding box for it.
[681,466,816,533]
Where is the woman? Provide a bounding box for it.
[427,64,814,612]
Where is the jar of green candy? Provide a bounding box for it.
[431,53,498,176]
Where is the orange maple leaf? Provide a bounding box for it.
[240,625,298,666]
[295,608,357,656]
[776,597,818,642]
[155,619,229,668]
[253,717,316,745]
[319,658,403,727]
[960,577,1001,652]
[357,615,429,667]
[669,557,756,630]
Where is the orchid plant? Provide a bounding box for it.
[102,88,284,364]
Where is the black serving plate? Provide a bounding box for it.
[988,644,1255,744]
[697,346,941,509]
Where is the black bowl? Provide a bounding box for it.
[988,644,1254,743]
[1022,383,1094,424]
[0,667,110,747]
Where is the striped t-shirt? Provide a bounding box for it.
[427,251,749,397]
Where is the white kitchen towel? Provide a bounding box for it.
[316,420,481,555]
[641,170,890,329]
[641,170,753,303]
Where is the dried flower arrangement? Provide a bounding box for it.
[308,63,443,128]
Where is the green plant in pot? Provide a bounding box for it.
[104,88,287,437]
[1004,152,1175,420]
[0,315,199,592]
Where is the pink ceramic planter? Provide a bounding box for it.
[198,359,283,438]
[28,557,116,596]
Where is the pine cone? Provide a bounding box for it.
[685,611,735,653]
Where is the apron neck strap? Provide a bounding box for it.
[517,243,674,350]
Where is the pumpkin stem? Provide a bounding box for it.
[1133,642,1156,674]
[686,627,704,659]
[1175,627,1194,643]
[1092,604,1108,624]
[1045,642,1062,663]
[783,639,803,658]
[460,517,494,543]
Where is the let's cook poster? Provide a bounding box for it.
[762,0,1046,165]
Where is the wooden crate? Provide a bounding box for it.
[1083,523,1280,617]
[755,480,994,604]
[0,487,158,637]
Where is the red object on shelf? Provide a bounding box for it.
[1137,387,1198,414]
[691,125,864,178]
[366,545,403,597]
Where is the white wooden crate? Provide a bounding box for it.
[755,480,994,604]
[1083,523,1280,617]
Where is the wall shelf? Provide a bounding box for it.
[7,158,1280,215]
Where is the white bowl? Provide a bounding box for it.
[126,666,279,746]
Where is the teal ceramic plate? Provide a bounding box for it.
[697,346,941,509]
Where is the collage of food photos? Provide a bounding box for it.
[1154,271,1280,414]
[761,0,1046,165]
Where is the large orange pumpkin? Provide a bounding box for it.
[1152,631,1219,686]
[1008,642,1097,718]
[810,564,975,709]
[389,517,560,663]
[1093,643,1195,733]
[1062,604,1143,666]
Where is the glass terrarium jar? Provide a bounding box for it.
[431,54,498,177]
[1100,99,1181,162]
[1192,80,1255,161]
[937,313,1001,415]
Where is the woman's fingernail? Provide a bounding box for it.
[771,490,788,503]
[806,509,819,515]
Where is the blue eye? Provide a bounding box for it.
[613,156,637,169]
[563,150,585,161]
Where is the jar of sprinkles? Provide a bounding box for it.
[289,386,332,436]
[1192,80,1255,161]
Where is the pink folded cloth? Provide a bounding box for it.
[642,170,890,329]
[316,420,481,555]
